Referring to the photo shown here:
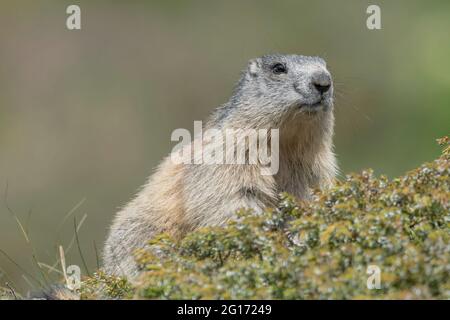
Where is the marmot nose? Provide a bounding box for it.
[314,83,330,94]
[311,71,331,95]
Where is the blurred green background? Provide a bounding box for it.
[0,0,449,292]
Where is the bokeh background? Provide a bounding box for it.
[0,0,449,292]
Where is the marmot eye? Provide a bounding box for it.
[271,63,287,74]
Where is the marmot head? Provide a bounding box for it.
[245,54,333,112]
[213,54,334,128]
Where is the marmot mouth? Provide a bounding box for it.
[299,100,323,109]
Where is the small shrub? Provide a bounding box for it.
[123,137,449,299]
[26,136,448,300]
[80,271,134,299]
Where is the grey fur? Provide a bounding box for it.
[103,54,337,278]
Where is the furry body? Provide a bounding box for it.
[103,54,337,277]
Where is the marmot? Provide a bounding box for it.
[103,54,337,278]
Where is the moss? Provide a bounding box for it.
[80,271,134,300]
[84,137,449,299]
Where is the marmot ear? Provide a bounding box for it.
[248,58,261,77]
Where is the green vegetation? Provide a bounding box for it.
[81,137,449,300]
[2,138,449,300]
